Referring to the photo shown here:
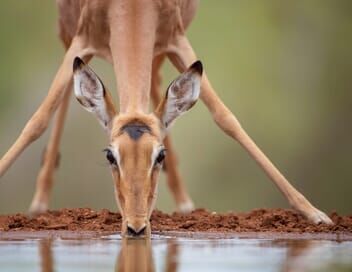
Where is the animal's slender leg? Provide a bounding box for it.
[29,55,93,214]
[150,55,194,212]
[0,39,87,178]
[28,82,72,214]
[167,35,332,224]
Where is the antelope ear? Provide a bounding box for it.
[156,61,203,129]
[73,57,116,132]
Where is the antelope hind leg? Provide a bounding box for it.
[167,35,332,224]
[28,54,93,214]
[150,54,195,212]
[28,83,72,214]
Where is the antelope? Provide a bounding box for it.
[0,0,332,237]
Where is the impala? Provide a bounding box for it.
[0,0,332,237]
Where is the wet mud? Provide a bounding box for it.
[0,208,351,234]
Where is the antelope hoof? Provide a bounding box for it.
[305,208,333,225]
[28,201,48,216]
[177,200,195,213]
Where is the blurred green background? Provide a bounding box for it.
[0,1,351,214]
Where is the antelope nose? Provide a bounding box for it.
[127,224,147,237]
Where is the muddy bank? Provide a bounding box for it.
[0,208,351,234]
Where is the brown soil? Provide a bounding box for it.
[0,208,351,234]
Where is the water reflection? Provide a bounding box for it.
[116,239,154,272]
[39,239,54,272]
[165,240,178,272]
[37,237,180,272]
[261,240,314,272]
[1,236,351,272]
[282,240,313,272]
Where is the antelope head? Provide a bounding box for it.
[72,57,202,237]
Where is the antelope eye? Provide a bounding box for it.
[104,149,117,165]
[156,149,166,164]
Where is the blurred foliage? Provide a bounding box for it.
[0,1,351,214]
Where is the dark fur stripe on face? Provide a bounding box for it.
[121,123,151,140]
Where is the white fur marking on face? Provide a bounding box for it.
[111,144,124,217]
[111,144,122,176]
[148,144,163,175]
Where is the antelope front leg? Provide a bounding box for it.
[167,35,332,224]
[0,39,87,178]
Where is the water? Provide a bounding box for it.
[0,235,351,272]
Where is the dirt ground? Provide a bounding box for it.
[0,208,351,234]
